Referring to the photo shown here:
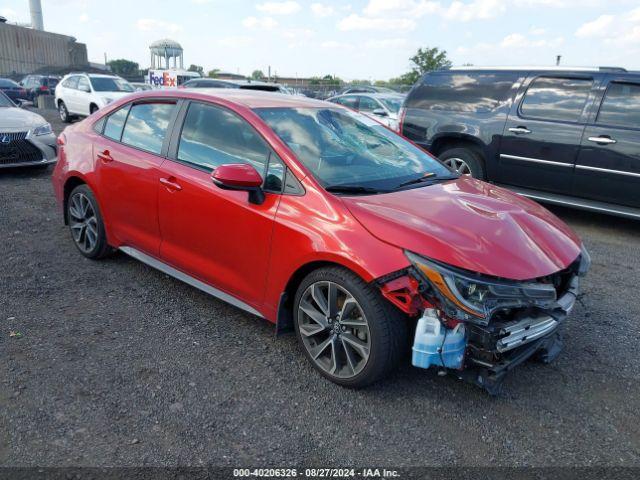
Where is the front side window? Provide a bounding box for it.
[336,96,358,109]
[77,76,90,92]
[0,91,14,107]
[379,97,403,114]
[520,77,592,122]
[596,82,640,129]
[103,104,131,141]
[255,107,452,191]
[121,102,176,154]
[177,102,271,173]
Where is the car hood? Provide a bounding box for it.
[0,107,47,131]
[341,177,582,280]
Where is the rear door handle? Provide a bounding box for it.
[508,126,531,135]
[97,149,113,162]
[587,135,617,145]
[160,176,182,191]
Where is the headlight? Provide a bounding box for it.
[406,251,557,319]
[32,123,52,136]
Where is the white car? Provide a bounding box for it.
[55,73,135,123]
[327,93,405,131]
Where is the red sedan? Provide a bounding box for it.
[52,89,590,393]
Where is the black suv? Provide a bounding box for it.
[401,67,640,219]
[19,75,60,102]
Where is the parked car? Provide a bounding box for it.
[19,75,60,102]
[328,93,405,130]
[338,85,395,95]
[0,91,57,169]
[54,73,135,122]
[0,78,28,103]
[130,82,153,92]
[401,66,640,219]
[52,89,589,393]
[182,78,292,94]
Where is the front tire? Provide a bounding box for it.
[294,267,408,388]
[67,185,112,259]
[439,147,485,179]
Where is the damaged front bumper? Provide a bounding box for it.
[380,248,589,395]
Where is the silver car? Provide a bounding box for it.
[0,91,57,169]
[327,92,405,131]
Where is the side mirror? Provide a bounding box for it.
[211,164,265,205]
[372,108,388,117]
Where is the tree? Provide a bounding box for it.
[107,59,139,76]
[391,46,452,85]
[188,64,204,75]
[207,69,220,78]
[251,70,265,80]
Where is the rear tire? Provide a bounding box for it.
[67,185,112,259]
[293,266,408,388]
[58,101,72,123]
[439,147,485,179]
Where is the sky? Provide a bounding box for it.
[1,0,639,81]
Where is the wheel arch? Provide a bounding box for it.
[275,259,373,334]
[429,133,486,158]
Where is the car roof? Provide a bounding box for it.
[447,66,629,73]
[132,88,329,109]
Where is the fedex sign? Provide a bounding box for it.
[148,69,178,89]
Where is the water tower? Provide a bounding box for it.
[150,39,183,69]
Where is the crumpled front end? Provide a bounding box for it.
[378,246,590,394]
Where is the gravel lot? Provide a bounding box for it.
[1,107,639,468]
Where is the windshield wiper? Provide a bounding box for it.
[325,185,388,194]
[395,173,457,189]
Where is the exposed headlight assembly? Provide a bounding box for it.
[32,123,53,136]
[405,251,557,322]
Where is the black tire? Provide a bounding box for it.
[67,184,112,259]
[293,266,408,388]
[58,101,72,123]
[439,147,485,179]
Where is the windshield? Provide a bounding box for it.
[0,91,14,107]
[379,97,403,114]
[255,107,452,191]
[90,77,134,92]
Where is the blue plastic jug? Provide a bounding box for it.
[412,309,466,370]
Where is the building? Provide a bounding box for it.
[0,20,88,76]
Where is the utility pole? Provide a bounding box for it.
[268,65,271,83]
[556,55,561,66]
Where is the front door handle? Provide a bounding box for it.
[508,126,531,135]
[97,149,113,162]
[587,135,617,145]
[160,176,182,191]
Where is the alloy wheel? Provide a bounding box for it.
[297,281,371,379]
[59,103,67,121]
[68,192,98,253]
[443,157,472,175]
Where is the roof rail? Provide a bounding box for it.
[448,66,627,72]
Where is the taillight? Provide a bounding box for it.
[39,86,48,91]
[56,133,66,146]
[397,106,407,134]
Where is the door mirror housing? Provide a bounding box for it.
[372,108,388,117]
[211,164,265,205]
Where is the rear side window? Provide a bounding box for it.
[121,102,176,154]
[596,82,640,128]
[177,102,271,172]
[520,77,592,122]
[62,76,79,89]
[406,72,519,112]
[103,104,130,141]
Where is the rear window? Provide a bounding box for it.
[596,82,640,129]
[520,76,592,122]
[406,72,519,112]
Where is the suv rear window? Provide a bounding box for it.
[406,72,519,112]
[596,82,640,128]
[520,76,592,122]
